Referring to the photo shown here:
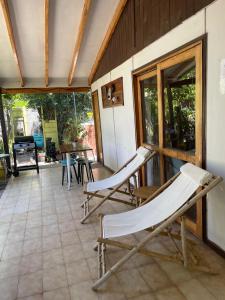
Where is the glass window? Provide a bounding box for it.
[163,58,196,153]
[0,124,3,153]
[164,156,197,222]
[146,153,160,186]
[141,75,158,145]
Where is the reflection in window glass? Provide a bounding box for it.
[164,156,185,181]
[163,58,196,153]
[146,154,160,186]
[164,156,197,222]
[141,76,158,145]
[0,124,3,153]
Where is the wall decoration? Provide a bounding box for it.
[101,77,124,108]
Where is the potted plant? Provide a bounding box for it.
[63,121,87,146]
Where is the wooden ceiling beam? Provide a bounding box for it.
[68,0,92,86]
[0,0,24,87]
[44,0,49,87]
[1,86,90,94]
[88,0,128,85]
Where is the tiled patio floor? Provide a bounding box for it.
[0,165,225,300]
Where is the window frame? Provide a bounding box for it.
[134,42,203,237]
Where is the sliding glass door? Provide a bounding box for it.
[134,42,203,237]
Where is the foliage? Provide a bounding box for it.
[143,82,158,145]
[1,92,92,146]
[143,66,196,152]
[164,68,195,151]
[0,139,4,153]
[1,94,16,150]
[62,120,87,143]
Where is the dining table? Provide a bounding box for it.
[59,143,93,190]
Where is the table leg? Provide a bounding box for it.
[66,153,71,190]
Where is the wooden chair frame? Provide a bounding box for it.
[92,174,222,290]
[80,150,156,223]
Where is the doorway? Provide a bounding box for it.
[134,42,203,238]
[1,91,96,167]
[92,91,104,163]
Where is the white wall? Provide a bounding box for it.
[91,0,225,250]
[206,0,225,250]
[111,59,137,168]
[92,73,118,171]
[91,59,137,170]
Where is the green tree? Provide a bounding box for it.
[1,92,92,146]
[1,94,16,147]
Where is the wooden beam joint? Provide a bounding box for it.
[0,0,24,87]
[88,0,128,85]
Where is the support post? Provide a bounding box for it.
[0,94,11,170]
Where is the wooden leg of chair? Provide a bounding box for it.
[83,196,90,217]
[84,198,89,216]
[181,216,188,268]
[98,242,103,279]
[81,192,98,208]
[84,200,87,217]
[80,184,124,224]
[98,214,106,278]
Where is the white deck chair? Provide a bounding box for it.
[92,163,222,290]
[81,146,156,223]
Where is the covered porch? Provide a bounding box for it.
[1,0,225,299]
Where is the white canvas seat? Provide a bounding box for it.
[103,163,211,238]
[92,163,222,290]
[87,146,151,192]
[81,146,155,223]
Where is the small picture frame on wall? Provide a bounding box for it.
[101,77,124,108]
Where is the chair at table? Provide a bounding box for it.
[77,157,94,185]
[60,158,79,186]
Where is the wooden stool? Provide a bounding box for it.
[133,186,159,206]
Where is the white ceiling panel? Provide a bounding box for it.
[8,0,45,80]
[48,0,84,80]
[0,0,121,88]
[0,5,18,81]
[75,0,120,78]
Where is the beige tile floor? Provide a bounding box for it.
[0,165,225,300]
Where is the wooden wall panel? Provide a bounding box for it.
[169,0,187,28]
[159,0,170,36]
[92,0,214,82]
[143,0,160,47]
[134,0,143,52]
[186,0,196,18]
[94,0,134,80]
